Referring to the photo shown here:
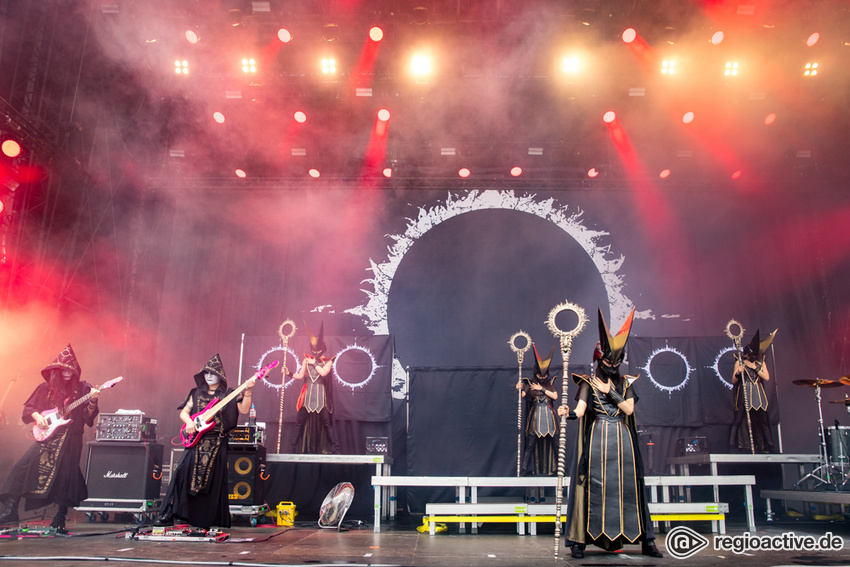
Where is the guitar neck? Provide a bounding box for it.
[63,390,95,415]
[201,381,250,422]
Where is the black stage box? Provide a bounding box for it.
[84,441,163,500]
[228,446,266,506]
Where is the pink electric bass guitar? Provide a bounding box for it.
[32,376,124,442]
[180,360,278,448]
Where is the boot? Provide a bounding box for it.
[642,540,663,557]
[520,449,534,476]
[727,426,739,453]
[570,544,585,558]
[289,423,304,453]
[325,422,340,454]
[0,495,20,525]
[50,505,67,531]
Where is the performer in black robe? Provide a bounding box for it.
[157,354,256,529]
[517,345,559,476]
[729,328,777,453]
[288,321,340,454]
[0,345,99,530]
[558,308,662,559]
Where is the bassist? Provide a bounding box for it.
[0,344,99,530]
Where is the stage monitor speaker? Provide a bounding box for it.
[228,446,266,506]
[85,441,163,500]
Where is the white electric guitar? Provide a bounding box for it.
[32,376,123,442]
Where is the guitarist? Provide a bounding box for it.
[0,345,99,530]
[157,353,256,529]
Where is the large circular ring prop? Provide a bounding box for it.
[724,319,744,343]
[333,343,379,390]
[545,300,588,341]
[278,319,297,341]
[508,331,532,355]
[256,346,299,390]
[639,345,695,395]
[709,346,737,390]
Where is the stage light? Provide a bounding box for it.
[710,31,724,45]
[602,111,616,124]
[410,54,432,77]
[242,58,257,73]
[659,169,671,179]
[731,170,742,180]
[0,199,5,214]
[174,60,189,74]
[321,58,337,75]
[764,113,777,125]
[377,109,390,122]
[213,112,225,124]
[185,30,199,44]
[724,61,738,77]
[382,168,392,178]
[622,28,637,44]
[1,139,22,158]
[235,169,247,178]
[806,32,820,47]
[510,167,522,177]
[278,29,292,43]
[458,168,470,178]
[803,62,819,77]
[661,60,676,75]
[562,56,580,74]
[682,111,695,124]
[309,168,321,178]
[369,27,384,42]
[322,23,339,41]
[294,111,307,123]
[587,168,599,178]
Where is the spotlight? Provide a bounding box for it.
[294,111,307,123]
[185,30,199,44]
[562,56,580,74]
[369,27,384,42]
[322,23,339,41]
[682,111,694,124]
[730,170,743,180]
[278,29,292,43]
[1,138,22,158]
[587,167,599,178]
[510,167,522,177]
[458,168,470,178]
[803,62,819,77]
[0,199,4,214]
[235,169,247,178]
[174,60,189,74]
[710,31,724,45]
[410,54,432,77]
[764,113,777,125]
[377,109,391,122]
[659,169,671,179]
[602,111,616,124]
[806,32,820,47]
[241,58,257,73]
[382,167,392,178]
[724,61,738,77]
[309,168,321,178]
[622,28,637,44]
[212,112,225,124]
[661,60,676,75]
[321,58,337,75]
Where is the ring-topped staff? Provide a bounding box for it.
[508,331,532,477]
[724,320,754,455]
[277,319,296,453]
[544,300,588,559]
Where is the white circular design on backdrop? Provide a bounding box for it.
[333,343,380,390]
[640,345,695,395]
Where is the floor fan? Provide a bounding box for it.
[318,482,355,531]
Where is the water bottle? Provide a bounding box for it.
[248,404,256,426]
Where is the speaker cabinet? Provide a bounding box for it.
[84,441,163,500]
[227,446,265,505]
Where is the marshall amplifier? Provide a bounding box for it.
[84,441,163,501]
[96,413,158,442]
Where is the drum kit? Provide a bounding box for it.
[792,375,850,489]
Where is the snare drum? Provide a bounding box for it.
[826,426,850,466]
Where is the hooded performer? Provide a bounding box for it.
[730,328,777,453]
[287,321,340,454]
[157,354,257,529]
[558,308,662,559]
[516,344,559,476]
[0,345,99,530]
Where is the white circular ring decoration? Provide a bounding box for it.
[256,346,299,391]
[508,331,532,354]
[639,345,695,395]
[709,346,737,390]
[545,300,589,341]
[333,343,379,390]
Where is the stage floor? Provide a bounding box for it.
[2,512,850,567]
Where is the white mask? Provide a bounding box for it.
[61,370,74,381]
[204,372,220,386]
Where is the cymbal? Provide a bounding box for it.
[829,398,850,405]
[792,379,843,388]
[840,376,850,386]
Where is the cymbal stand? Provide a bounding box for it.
[796,382,837,488]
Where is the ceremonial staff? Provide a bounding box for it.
[277,319,296,453]
[725,319,754,455]
[508,331,532,477]
[545,300,588,559]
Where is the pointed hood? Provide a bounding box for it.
[304,320,327,356]
[743,328,777,359]
[532,344,556,378]
[597,307,636,367]
[41,344,82,382]
[193,353,228,389]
